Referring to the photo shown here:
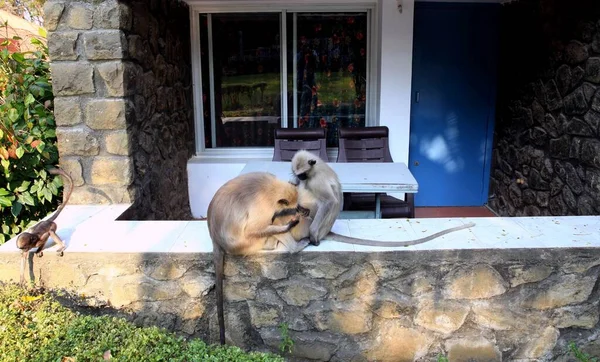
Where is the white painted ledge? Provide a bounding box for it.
[0,205,599,254]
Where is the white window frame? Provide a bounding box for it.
[188,0,380,159]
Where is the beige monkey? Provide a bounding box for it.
[270,191,313,243]
[207,171,310,345]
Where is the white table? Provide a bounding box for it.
[239,161,419,218]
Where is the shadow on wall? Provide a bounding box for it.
[118,0,196,221]
[489,0,600,217]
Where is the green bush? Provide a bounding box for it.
[569,342,599,362]
[0,283,284,361]
[0,26,62,245]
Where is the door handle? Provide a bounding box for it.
[414,160,420,166]
[415,91,420,103]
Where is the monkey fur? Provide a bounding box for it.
[207,171,311,345]
[291,150,343,246]
[288,150,476,247]
[16,167,73,285]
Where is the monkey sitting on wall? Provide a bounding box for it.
[291,150,343,246]
[206,171,311,345]
[16,167,73,285]
[289,150,476,247]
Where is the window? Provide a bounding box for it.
[191,4,378,154]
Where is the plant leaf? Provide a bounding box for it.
[0,196,14,207]
[37,27,47,38]
[8,108,19,122]
[21,295,43,302]
[11,52,25,63]
[19,192,35,206]
[11,202,22,217]
[48,182,58,195]
[43,188,52,203]
[16,181,31,192]
[24,93,35,106]
[15,147,25,159]
[35,141,45,153]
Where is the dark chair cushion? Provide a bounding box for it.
[273,128,328,161]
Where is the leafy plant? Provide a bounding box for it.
[569,342,599,362]
[437,354,449,362]
[278,322,294,354]
[0,283,284,361]
[0,24,62,245]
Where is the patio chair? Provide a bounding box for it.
[337,126,415,218]
[272,128,329,162]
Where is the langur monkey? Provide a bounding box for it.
[16,167,72,285]
[290,150,343,246]
[206,172,311,345]
[290,150,476,247]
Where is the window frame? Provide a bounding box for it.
[189,1,380,159]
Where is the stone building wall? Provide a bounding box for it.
[44,0,194,219]
[1,249,598,361]
[489,0,600,216]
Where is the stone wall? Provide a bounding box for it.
[489,0,600,216]
[1,249,598,361]
[44,0,194,219]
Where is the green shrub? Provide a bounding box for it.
[0,26,62,245]
[569,342,599,362]
[0,283,284,361]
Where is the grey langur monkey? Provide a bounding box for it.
[289,150,476,247]
[16,167,71,285]
[291,150,343,246]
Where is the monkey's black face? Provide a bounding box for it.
[296,172,308,181]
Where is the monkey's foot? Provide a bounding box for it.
[36,252,43,258]
[309,237,320,246]
[293,239,310,253]
[57,251,64,257]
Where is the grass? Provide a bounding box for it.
[569,342,599,362]
[0,283,283,362]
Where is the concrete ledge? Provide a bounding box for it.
[0,205,598,254]
[1,207,599,360]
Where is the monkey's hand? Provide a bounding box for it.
[286,218,300,230]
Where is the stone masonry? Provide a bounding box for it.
[490,0,600,216]
[1,248,598,361]
[44,0,195,219]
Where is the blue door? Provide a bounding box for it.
[409,3,499,207]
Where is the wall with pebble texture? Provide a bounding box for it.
[490,0,600,216]
[44,0,195,219]
[1,248,598,361]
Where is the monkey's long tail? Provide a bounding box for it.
[327,222,476,247]
[46,167,73,223]
[213,245,226,345]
